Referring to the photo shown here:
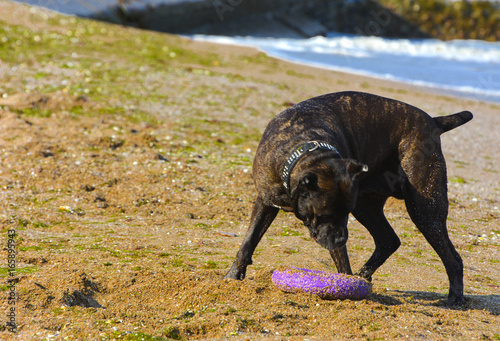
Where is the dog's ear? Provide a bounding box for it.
[340,160,368,203]
[347,160,369,180]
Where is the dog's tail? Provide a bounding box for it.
[433,111,473,134]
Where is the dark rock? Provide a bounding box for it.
[94,194,106,202]
[83,184,95,192]
[155,153,169,162]
[89,0,430,39]
[274,12,328,37]
[40,150,54,157]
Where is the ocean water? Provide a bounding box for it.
[192,33,500,103]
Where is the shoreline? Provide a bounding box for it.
[189,33,500,105]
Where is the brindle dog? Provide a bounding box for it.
[224,91,472,306]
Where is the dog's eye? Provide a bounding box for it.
[316,214,334,224]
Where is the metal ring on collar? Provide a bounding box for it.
[308,141,320,152]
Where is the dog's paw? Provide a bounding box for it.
[446,294,467,307]
[355,267,373,283]
[223,263,246,280]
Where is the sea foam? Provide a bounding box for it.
[192,33,500,103]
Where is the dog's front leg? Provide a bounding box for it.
[329,245,353,275]
[224,196,279,280]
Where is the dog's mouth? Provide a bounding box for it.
[317,239,346,251]
[311,233,347,250]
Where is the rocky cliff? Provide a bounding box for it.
[91,0,429,38]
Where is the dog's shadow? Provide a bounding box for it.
[369,290,500,315]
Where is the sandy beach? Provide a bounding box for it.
[0,1,499,339]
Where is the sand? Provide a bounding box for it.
[0,1,499,340]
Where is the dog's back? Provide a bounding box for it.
[255,92,471,188]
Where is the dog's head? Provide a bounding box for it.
[290,159,368,250]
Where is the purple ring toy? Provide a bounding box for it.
[272,268,372,300]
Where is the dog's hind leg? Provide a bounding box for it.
[351,194,401,281]
[224,196,279,280]
[401,150,464,306]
